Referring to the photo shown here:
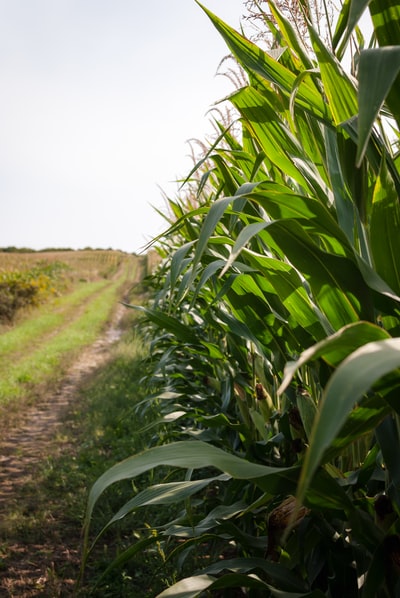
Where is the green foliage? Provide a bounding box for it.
[0,250,132,323]
[0,254,140,414]
[0,319,166,597]
[83,1,400,595]
[0,262,68,323]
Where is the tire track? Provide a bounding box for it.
[0,300,126,507]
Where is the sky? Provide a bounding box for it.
[0,0,247,253]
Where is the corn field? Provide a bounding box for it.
[83,0,400,595]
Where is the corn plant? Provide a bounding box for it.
[82,0,400,595]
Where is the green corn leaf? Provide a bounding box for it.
[267,0,314,70]
[296,391,317,441]
[118,474,230,510]
[291,155,334,206]
[158,571,324,598]
[84,440,296,529]
[355,253,400,308]
[229,86,309,188]
[323,126,356,244]
[193,260,230,305]
[291,109,327,179]
[341,116,400,192]
[369,0,400,48]
[357,47,400,166]
[133,410,188,436]
[220,222,268,277]
[149,204,208,247]
[201,556,309,592]
[157,574,217,598]
[369,0,400,125]
[82,442,299,563]
[279,321,391,395]
[333,0,371,57]
[130,305,200,345]
[240,250,331,339]
[192,195,236,271]
[157,573,276,598]
[170,241,196,290]
[197,2,328,120]
[248,184,353,257]
[165,502,248,538]
[189,183,260,280]
[297,337,400,505]
[376,416,400,503]
[198,413,244,432]
[260,219,373,328]
[211,152,242,195]
[91,474,231,548]
[176,265,200,304]
[323,394,391,462]
[94,536,159,591]
[309,25,358,125]
[370,158,400,294]
[301,467,357,512]
[217,307,280,359]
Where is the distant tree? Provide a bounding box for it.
[0,246,35,253]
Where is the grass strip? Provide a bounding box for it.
[0,279,110,359]
[0,278,126,407]
[0,313,171,597]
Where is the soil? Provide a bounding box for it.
[0,302,127,597]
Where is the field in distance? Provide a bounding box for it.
[0,248,144,422]
[0,248,136,324]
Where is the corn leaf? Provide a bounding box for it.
[229,87,309,187]
[333,0,371,57]
[260,220,373,328]
[323,126,356,244]
[249,185,353,257]
[267,0,314,70]
[309,25,358,124]
[243,250,331,338]
[370,158,400,294]
[91,474,231,548]
[369,0,400,48]
[323,394,391,461]
[201,557,310,593]
[357,47,400,165]
[220,222,267,277]
[158,572,324,598]
[130,306,200,344]
[197,2,329,120]
[297,337,400,504]
[278,321,391,395]
[157,574,217,598]
[376,416,400,503]
[170,241,196,290]
[369,0,400,125]
[85,440,297,529]
[191,195,236,272]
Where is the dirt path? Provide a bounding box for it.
[0,301,127,596]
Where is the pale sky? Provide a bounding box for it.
[0,0,246,253]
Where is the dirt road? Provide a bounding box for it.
[0,301,127,596]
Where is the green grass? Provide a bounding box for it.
[0,279,110,357]
[0,315,173,597]
[0,254,141,411]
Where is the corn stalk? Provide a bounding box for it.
[82,1,400,595]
